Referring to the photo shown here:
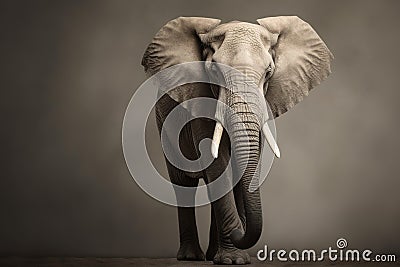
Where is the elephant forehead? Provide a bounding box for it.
[222,29,265,53]
[223,24,269,47]
[219,21,268,35]
[229,24,259,35]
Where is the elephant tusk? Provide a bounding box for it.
[211,122,223,159]
[212,86,227,159]
[262,122,280,158]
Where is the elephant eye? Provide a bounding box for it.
[265,64,273,80]
[208,33,225,43]
[203,34,225,52]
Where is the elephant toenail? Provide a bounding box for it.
[222,257,232,264]
[235,257,245,264]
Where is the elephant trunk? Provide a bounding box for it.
[210,66,267,249]
[227,91,263,250]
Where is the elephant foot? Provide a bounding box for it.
[177,242,205,261]
[213,247,251,265]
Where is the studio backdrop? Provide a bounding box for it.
[1,0,399,258]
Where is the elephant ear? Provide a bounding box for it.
[142,17,221,109]
[257,16,333,118]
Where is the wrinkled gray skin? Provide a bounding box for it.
[142,16,333,265]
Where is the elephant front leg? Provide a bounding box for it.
[167,162,204,261]
[206,189,245,262]
[176,206,205,261]
[211,191,251,265]
[202,132,251,264]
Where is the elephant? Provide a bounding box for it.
[141,16,333,264]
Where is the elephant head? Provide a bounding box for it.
[142,16,333,249]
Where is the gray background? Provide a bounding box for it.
[1,0,399,257]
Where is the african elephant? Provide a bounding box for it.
[141,16,333,264]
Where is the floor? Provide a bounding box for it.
[0,258,398,267]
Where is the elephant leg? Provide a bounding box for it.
[165,161,205,261]
[204,152,251,264]
[210,190,250,264]
[189,118,250,264]
[176,206,204,261]
[206,184,245,261]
